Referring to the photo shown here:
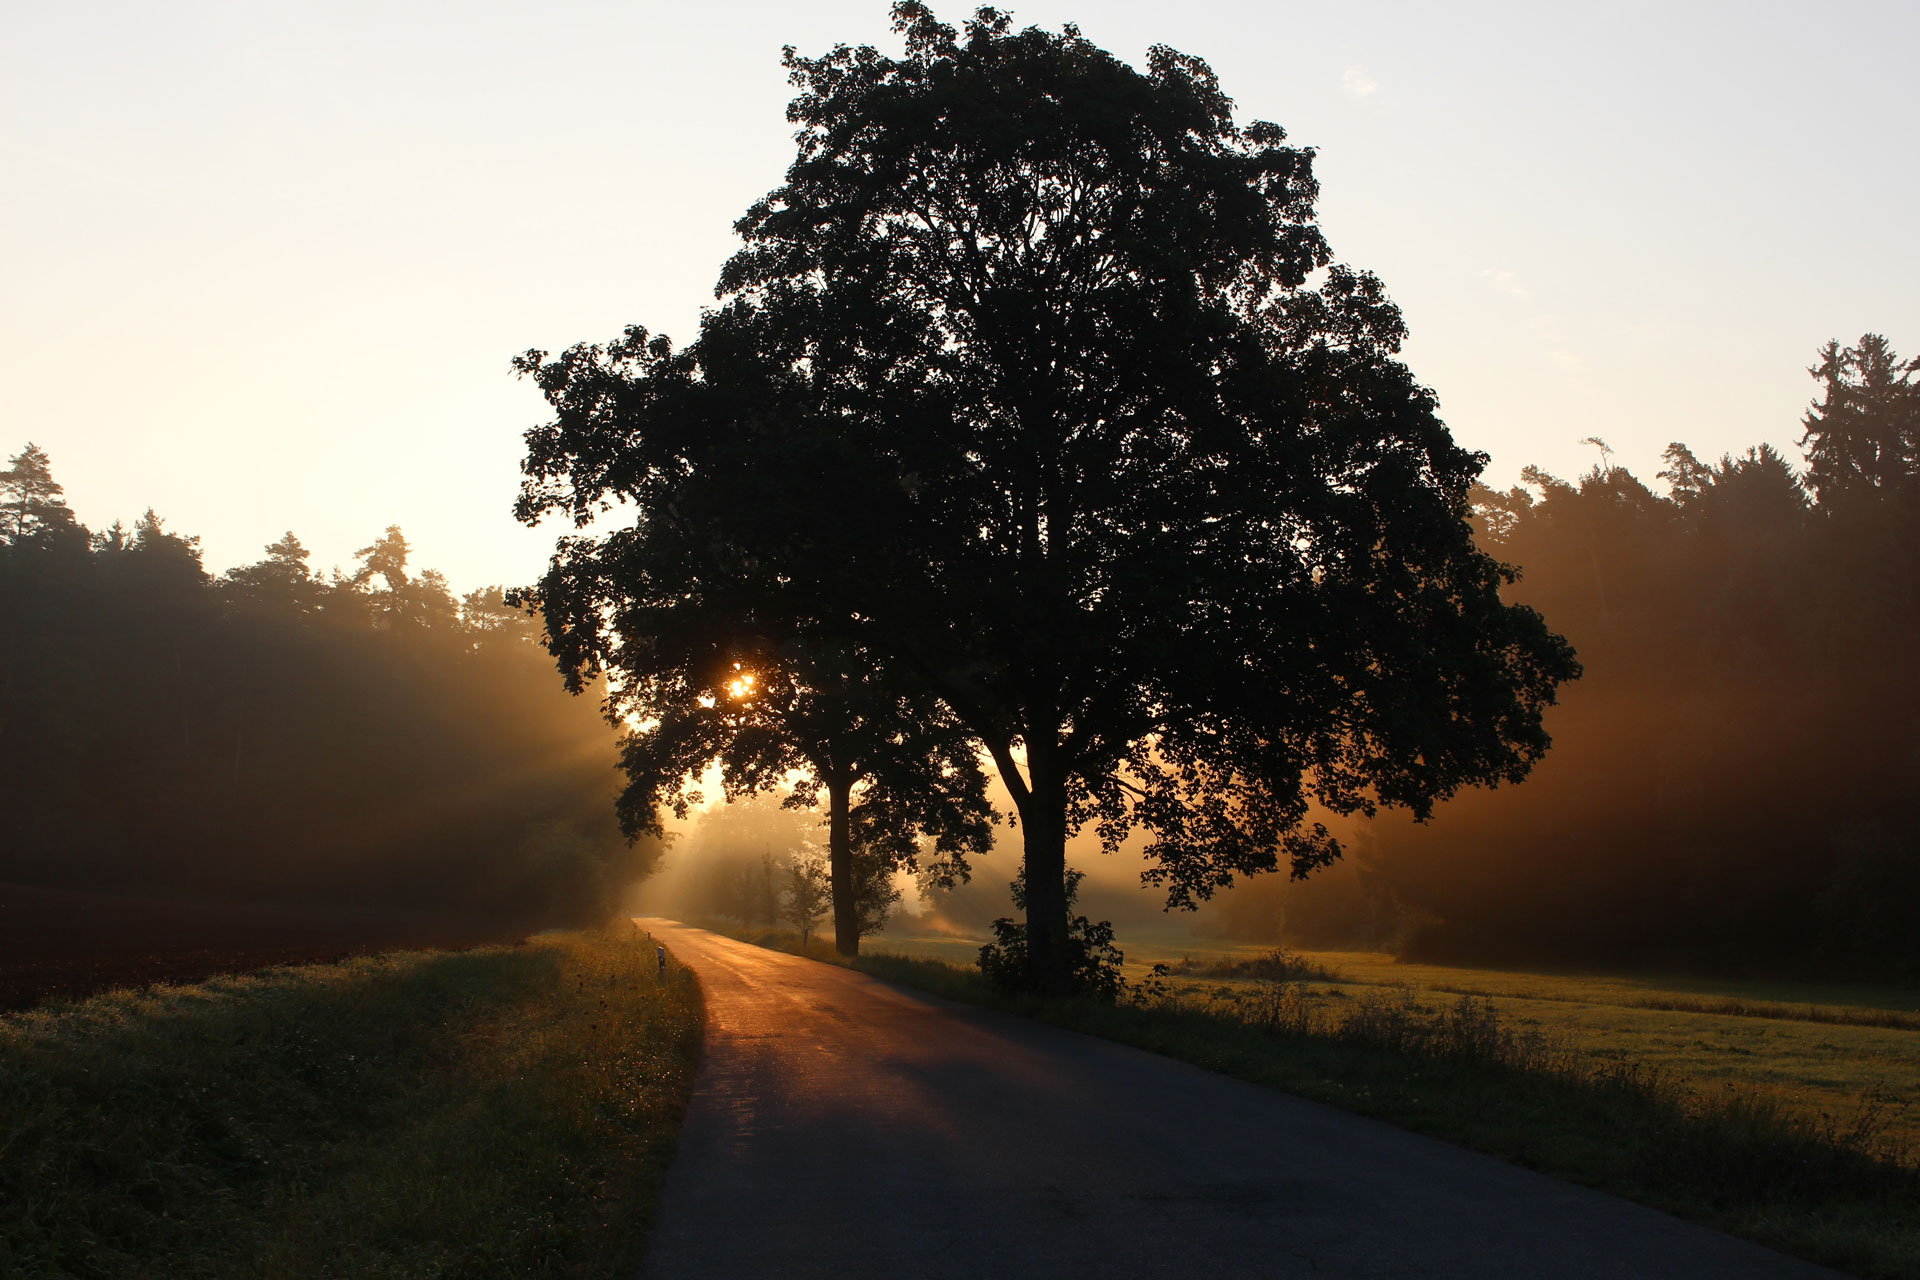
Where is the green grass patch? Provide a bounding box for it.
[727,926,1920,1280]
[1,927,703,1279]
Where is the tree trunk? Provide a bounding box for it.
[1021,740,1072,996]
[230,715,245,809]
[827,771,859,957]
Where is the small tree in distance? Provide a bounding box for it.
[847,836,904,940]
[782,851,832,953]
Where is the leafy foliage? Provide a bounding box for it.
[780,853,831,951]
[514,352,995,957]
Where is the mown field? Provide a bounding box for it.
[1,927,702,1279]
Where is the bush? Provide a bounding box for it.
[978,868,1125,999]
[1170,947,1343,983]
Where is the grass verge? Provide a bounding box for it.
[1,926,702,1279]
[723,925,1919,1280]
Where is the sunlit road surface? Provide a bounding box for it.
[635,920,1839,1279]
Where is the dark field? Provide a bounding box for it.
[0,883,526,1010]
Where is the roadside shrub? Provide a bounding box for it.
[978,868,1125,999]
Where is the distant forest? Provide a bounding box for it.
[1235,335,1920,976]
[0,447,651,927]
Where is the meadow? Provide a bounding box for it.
[1172,944,1920,1153]
[0,927,701,1279]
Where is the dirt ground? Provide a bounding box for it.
[0,882,527,1010]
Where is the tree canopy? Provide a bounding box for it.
[513,323,994,957]
[595,616,991,955]
[1,443,79,544]
[517,4,1578,991]
[1800,333,1919,509]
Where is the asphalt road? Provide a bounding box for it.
[635,919,1840,1279]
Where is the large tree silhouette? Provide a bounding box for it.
[516,4,1578,992]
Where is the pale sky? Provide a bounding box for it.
[5,1,1915,591]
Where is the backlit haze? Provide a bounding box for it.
[5,0,1916,592]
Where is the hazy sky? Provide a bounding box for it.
[5,1,1915,591]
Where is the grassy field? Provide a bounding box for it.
[0,926,702,1279]
[879,932,1920,1156]
[732,924,1920,1279]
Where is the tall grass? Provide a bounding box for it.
[1164,947,1345,984]
[0,927,702,1279]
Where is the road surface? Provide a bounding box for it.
[636,919,1839,1279]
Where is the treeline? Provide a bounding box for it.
[0,446,652,927]
[1334,335,1918,975]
